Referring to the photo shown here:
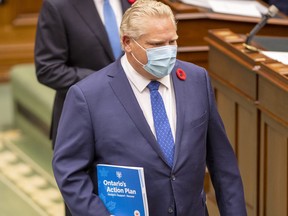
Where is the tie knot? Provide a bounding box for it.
[147,81,160,91]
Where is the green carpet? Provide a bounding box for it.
[0,80,64,215]
[0,130,64,216]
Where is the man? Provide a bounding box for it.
[35,0,131,215]
[52,0,247,215]
[35,0,131,149]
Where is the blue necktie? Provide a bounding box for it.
[103,0,122,59]
[148,81,175,167]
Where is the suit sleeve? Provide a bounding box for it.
[34,0,94,91]
[204,72,247,216]
[52,85,110,216]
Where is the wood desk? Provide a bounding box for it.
[161,0,288,69]
[206,28,288,216]
[0,0,41,82]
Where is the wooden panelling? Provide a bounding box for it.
[258,76,288,125]
[0,0,42,82]
[259,115,288,216]
[211,78,258,216]
[207,29,288,216]
[209,44,258,100]
[0,0,41,26]
[177,47,208,68]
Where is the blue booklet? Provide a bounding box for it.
[97,164,149,216]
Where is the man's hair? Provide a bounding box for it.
[120,0,177,43]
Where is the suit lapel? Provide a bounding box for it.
[71,0,132,61]
[71,0,114,60]
[171,63,186,167]
[120,0,132,11]
[109,61,169,163]
[109,60,188,168]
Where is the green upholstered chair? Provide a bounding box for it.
[10,64,55,147]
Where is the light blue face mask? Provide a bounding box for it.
[132,39,177,78]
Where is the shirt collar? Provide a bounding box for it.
[121,54,172,92]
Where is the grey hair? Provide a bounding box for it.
[120,0,177,43]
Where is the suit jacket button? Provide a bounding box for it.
[168,207,174,214]
[171,175,176,181]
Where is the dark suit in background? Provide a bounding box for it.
[34,0,131,148]
[34,0,131,215]
[264,0,288,15]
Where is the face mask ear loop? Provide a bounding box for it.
[132,38,146,52]
[131,38,146,66]
[131,52,145,66]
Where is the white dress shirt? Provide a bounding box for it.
[121,55,177,141]
[93,0,123,29]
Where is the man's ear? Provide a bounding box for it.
[122,36,132,53]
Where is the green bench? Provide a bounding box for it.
[10,64,55,147]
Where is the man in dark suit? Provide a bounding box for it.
[52,0,247,215]
[35,0,132,148]
[34,0,131,215]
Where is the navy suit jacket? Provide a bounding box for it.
[34,0,131,147]
[53,59,247,216]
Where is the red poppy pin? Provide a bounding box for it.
[176,68,186,81]
[128,0,136,4]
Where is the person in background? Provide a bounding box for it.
[34,0,132,215]
[264,0,288,15]
[52,0,247,215]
